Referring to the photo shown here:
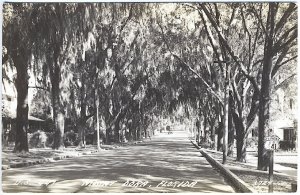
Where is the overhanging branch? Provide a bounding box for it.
[200,4,260,94]
[157,18,224,105]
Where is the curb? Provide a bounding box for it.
[2,149,99,170]
[191,141,256,193]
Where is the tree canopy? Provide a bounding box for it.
[2,3,297,170]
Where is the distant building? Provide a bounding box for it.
[247,72,297,151]
[2,62,45,145]
[269,73,297,150]
[2,93,45,144]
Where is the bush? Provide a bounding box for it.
[64,130,79,146]
[279,141,295,150]
[28,130,48,148]
[45,132,54,147]
[246,137,258,147]
[200,142,211,149]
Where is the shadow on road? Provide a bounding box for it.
[2,131,235,193]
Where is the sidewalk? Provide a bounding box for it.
[2,146,100,170]
[203,148,297,179]
[201,148,297,192]
[2,140,153,170]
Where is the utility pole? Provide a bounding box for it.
[268,149,274,193]
[96,98,101,151]
[294,120,297,152]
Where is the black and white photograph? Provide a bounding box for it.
[1,1,298,193]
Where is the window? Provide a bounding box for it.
[284,129,291,141]
[290,99,294,110]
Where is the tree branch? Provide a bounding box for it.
[231,79,242,117]
[157,17,223,105]
[59,37,73,65]
[272,55,297,78]
[119,4,134,34]
[200,3,260,94]
[274,3,297,35]
[28,85,50,92]
[246,90,259,129]
[241,6,252,67]
[251,4,267,37]
[273,28,297,55]
[106,74,147,130]
[274,73,297,91]
[271,46,291,77]
[198,8,224,73]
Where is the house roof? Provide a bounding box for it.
[2,105,45,121]
[2,112,45,122]
[28,116,45,122]
[270,118,295,129]
[279,126,294,130]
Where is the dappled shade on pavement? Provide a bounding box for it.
[2,131,235,193]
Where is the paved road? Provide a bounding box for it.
[2,131,235,193]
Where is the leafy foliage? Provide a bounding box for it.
[2,3,297,160]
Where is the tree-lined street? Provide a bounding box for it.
[2,130,235,193]
[2,2,297,193]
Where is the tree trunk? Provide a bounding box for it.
[227,109,234,157]
[106,128,110,144]
[128,121,133,141]
[143,122,147,139]
[223,75,229,163]
[217,121,223,151]
[222,104,228,163]
[53,112,65,149]
[96,101,101,150]
[203,118,208,143]
[95,66,101,149]
[51,65,65,150]
[237,126,247,162]
[258,58,272,170]
[77,121,86,148]
[258,3,276,171]
[78,76,86,148]
[236,135,248,162]
[114,119,120,143]
[141,109,146,139]
[196,119,200,145]
[14,57,29,153]
[138,122,142,140]
[210,120,217,150]
[232,112,247,162]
